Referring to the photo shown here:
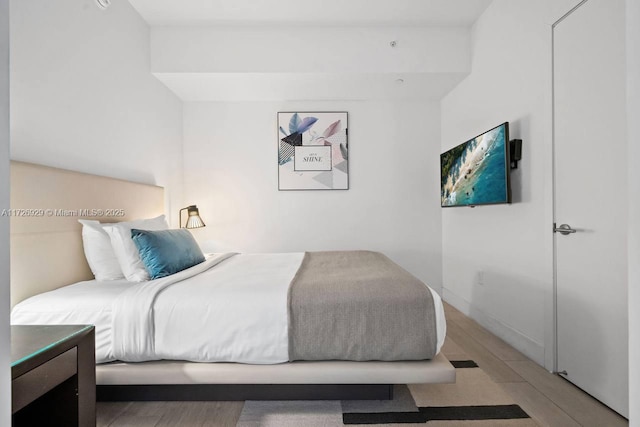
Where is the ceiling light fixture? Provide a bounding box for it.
[96,0,111,10]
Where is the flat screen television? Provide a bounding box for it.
[440,122,511,207]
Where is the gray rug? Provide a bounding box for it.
[237,400,343,426]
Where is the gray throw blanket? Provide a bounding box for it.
[288,251,438,361]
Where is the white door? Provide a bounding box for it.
[553,0,628,417]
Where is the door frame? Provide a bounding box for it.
[550,0,590,374]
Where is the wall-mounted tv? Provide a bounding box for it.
[441,122,511,207]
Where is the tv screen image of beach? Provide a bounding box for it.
[440,123,510,207]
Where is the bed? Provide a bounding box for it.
[9,161,454,400]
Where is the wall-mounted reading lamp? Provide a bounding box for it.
[179,205,205,229]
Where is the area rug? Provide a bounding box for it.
[236,360,536,426]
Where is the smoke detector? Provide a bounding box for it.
[96,0,111,9]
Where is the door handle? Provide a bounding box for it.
[554,223,577,235]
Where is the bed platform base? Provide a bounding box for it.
[94,354,455,401]
[97,384,393,401]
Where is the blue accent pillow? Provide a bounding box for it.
[131,228,205,280]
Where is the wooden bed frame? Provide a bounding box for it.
[10,161,455,401]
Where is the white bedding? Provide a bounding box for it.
[11,253,446,364]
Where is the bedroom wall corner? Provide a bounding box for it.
[183,100,443,293]
[9,0,184,226]
[0,0,10,422]
[627,0,639,424]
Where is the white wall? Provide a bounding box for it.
[183,100,443,290]
[440,0,558,365]
[0,0,9,423]
[10,0,183,224]
[627,0,639,424]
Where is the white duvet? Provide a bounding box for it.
[11,253,446,364]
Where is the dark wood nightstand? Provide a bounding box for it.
[11,325,96,427]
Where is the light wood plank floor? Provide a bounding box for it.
[97,302,628,426]
[441,303,627,427]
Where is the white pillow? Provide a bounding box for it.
[103,215,169,282]
[78,220,125,281]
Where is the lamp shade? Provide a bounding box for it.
[180,205,205,229]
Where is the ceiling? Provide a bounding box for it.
[128,1,490,101]
[154,72,469,102]
[128,0,493,27]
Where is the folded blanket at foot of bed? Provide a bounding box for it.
[288,251,438,361]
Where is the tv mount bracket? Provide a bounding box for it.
[509,139,522,169]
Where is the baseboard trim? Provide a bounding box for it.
[443,288,545,365]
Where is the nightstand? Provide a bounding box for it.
[11,325,96,427]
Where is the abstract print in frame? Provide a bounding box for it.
[278,112,348,190]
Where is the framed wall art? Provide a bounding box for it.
[278,112,348,190]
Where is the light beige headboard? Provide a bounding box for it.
[10,161,164,308]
